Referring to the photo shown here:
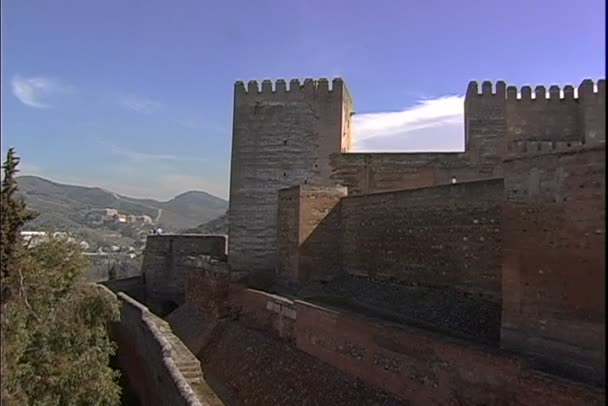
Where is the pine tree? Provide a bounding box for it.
[1,148,37,304]
[1,149,122,405]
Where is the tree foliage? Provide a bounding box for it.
[1,148,122,405]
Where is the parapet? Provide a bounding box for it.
[466,79,605,101]
[234,77,346,99]
[466,80,507,97]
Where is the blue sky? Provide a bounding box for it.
[2,0,605,200]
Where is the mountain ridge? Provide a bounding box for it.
[16,175,228,232]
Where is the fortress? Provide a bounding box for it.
[103,77,605,405]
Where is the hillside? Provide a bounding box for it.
[16,175,228,233]
[182,212,228,235]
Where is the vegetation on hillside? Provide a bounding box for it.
[182,212,228,235]
[1,148,122,405]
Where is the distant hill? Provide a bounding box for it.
[182,212,228,235]
[16,176,228,232]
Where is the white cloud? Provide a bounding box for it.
[352,95,465,152]
[11,75,70,108]
[118,95,163,114]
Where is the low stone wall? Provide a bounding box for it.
[231,288,297,343]
[223,287,604,405]
[141,234,227,315]
[101,275,145,303]
[98,285,223,405]
[293,299,604,405]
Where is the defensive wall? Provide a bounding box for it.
[160,262,605,405]
[119,76,605,404]
[228,77,605,279]
[501,143,606,384]
[94,285,223,406]
[141,234,227,315]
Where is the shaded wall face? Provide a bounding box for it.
[501,145,606,385]
[141,235,226,315]
[276,187,300,285]
[276,185,347,287]
[340,179,503,297]
[228,80,347,275]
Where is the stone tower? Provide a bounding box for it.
[228,78,353,278]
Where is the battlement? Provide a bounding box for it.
[234,77,345,98]
[466,79,605,100]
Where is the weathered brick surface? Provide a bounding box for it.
[228,79,352,275]
[141,235,226,315]
[294,300,605,406]
[502,145,605,385]
[199,321,405,406]
[277,185,347,287]
[329,152,502,195]
[340,178,503,297]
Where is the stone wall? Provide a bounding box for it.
[102,275,145,303]
[465,79,606,153]
[501,144,606,386]
[277,185,347,287]
[228,78,352,276]
[97,286,222,406]
[141,234,226,315]
[294,299,605,405]
[340,178,503,297]
[329,152,502,195]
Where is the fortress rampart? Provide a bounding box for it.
[95,285,222,406]
[112,76,605,405]
[141,234,227,315]
[229,78,604,277]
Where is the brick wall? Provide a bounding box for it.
[277,185,346,287]
[329,152,503,195]
[294,299,605,405]
[141,235,226,315]
[501,144,605,385]
[340,178,503,297]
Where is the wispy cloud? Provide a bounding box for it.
[352,95,465,152]
[11,75,71,108]
[95,137,206,164]
[118,95,163,115]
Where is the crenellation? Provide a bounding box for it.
[578,78,595,97]
[549,85,560,100]
[261,79,273,93]
[563,85,575,99]
[534,85,546,100]
[466,80,507,96]
[507,85,518,99]
[275,79,287,93]
[520,85,532,100]
[247,80,259,93]
[466,81,478,96]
